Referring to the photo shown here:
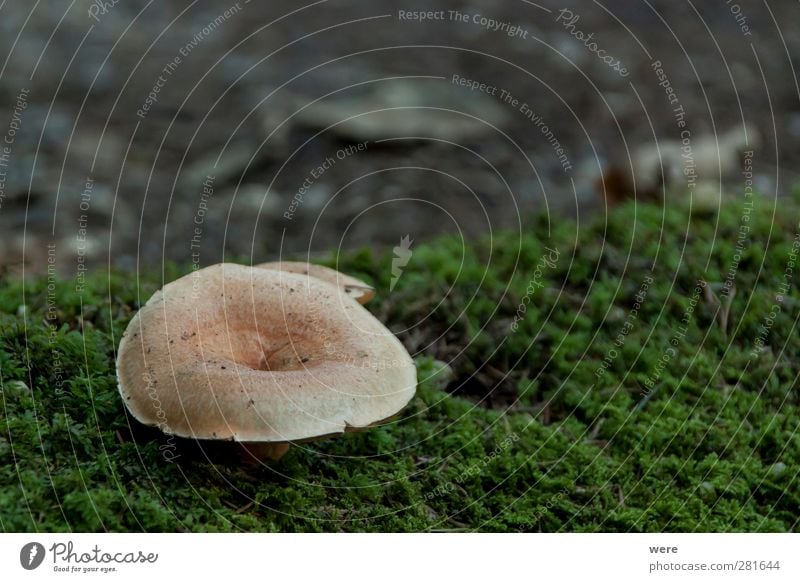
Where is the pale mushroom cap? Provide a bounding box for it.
[255,261,375,304]
[116,263,415,443]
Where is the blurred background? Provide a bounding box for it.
[0,0,796,275]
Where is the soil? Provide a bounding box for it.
[0,0,797,275]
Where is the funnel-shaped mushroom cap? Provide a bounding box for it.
[256,261,375,304]
[116,263,415,443]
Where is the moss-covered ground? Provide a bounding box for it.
[1,192,799,532]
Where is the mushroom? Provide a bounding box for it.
[116,263,415,461]
[256,261,375,304]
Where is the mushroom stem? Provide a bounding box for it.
[241,441,291,461]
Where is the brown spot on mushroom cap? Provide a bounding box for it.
[255,261,375,304]
[116,263,415,446]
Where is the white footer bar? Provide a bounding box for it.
[1,533,798,581]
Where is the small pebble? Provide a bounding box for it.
[770,462,787,478]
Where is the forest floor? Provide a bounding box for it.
[1,192,798,532]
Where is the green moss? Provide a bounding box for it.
[1,192,799,531]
